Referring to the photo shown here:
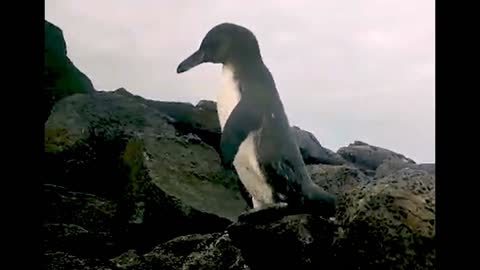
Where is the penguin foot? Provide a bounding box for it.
[251,202,288,213]
[238,202,297,223]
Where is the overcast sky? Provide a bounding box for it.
[45,0,435,163]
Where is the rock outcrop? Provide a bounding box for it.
[44,20,95,122]
[228,213,336,269]
[292,126,346,165]
[307,164,371,197]
[337,140,416,176]
[112,233,248,270]
[112,88,222,151]
[334,168,435,269]
[44,90,246,252]
[376,158,436,178]
[42,20,436,270]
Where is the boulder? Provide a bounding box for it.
[196,99,218,111]
[44,91,247,252]
[110,250,142,270]
[44,20,95,122]
[228,212,336,270]
[44,251,118,270]
[112,88,221,150]
[417,163,435,175]
[292,126,346,165]
[333,168,435,269]
[337,141,416,175]
[376,158,435,178]
[43,223,118,259]
[43,184,119,255]
[112,233,248,270]
[307,164,371,197]
[45,90,246,217]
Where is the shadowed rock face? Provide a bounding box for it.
[111,233,249,270]
[44,252,118,270]
[43,184,121,258]
[43,20,435,270]
[44,20,95,122]
[228,213,336,270]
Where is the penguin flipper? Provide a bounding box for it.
[220,100,262,168]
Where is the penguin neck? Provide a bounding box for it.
[224,56,266,79]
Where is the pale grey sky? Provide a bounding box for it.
[45,0,435,163]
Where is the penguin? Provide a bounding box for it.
[176,23,336,217]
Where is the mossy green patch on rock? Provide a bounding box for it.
[45,128,76,153]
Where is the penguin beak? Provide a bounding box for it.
[177,49,205,73]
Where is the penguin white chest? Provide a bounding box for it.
[216,65,274,208]
[217,65,241,130]
[233,133,274,207]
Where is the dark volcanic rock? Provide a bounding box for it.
[44,20,95,122]
[45,91,246,218]
[196,99,218,111]
[44,91,246,253]
[114,233,248,270]
[43,184,118,240]
[110,250,143,270]
[292,126,346,165]
[43,223,117,259]
[228,213,336,270]
[112,88,222,150]
[333,168,435,269]
[376,158,435,178]
[337,141,416,175]
[44,252,118,270]
[307,164,371,197]
[43,183,146,257]
[418,163,435,175]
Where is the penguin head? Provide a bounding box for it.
[177,23,262,73]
